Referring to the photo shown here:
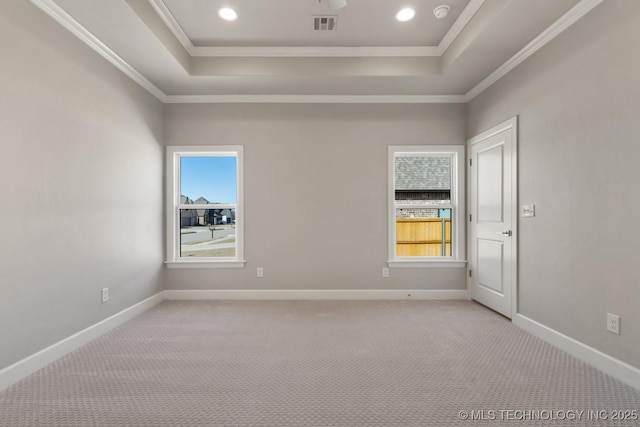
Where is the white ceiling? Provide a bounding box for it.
[33,0,603,103]
[161,0,472,47]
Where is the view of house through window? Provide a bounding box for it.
[390,148,460,260]
[395,156,452,257]
[179,156,238,258]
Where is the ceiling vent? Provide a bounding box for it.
[313,16,338,31]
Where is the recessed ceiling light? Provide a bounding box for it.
[433,5,450,19]
[396,8,416,22]
[218,7,237,21]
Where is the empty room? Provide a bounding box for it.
[1,0,639,425]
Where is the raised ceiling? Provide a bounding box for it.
[32,0,603,103]
[161,0,472,47]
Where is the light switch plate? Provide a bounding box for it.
[521,204,535,218]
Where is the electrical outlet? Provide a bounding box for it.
[607,313,620,335]
[257,267,264,278]
[382,267,389,278]
[101,288,109,303]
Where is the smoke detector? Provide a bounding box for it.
[433,5,450,19]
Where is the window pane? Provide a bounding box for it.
[180,156,237,204]
[395,156,451,204]
[180,208,236,258]
[395,208,451,257]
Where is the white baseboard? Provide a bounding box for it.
[0,288,467,391]
[11,291,639,394]
[0,292,164,392]
[513,314,640,390]
[162,289,470,301]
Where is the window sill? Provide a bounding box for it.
[387,259,467,268]
[165,260,246,269]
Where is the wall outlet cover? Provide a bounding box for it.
[521,204,535,217]
[607,313,620,335]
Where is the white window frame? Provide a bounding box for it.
[388,145,466,268]
[165,145,245,269]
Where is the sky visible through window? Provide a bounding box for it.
[180,156,237,204]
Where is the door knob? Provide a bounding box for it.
[497,230,512,237]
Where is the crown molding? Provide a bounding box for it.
[438,0,485,54]
[164,94,468,104]
[147,0,483,58]
[146,0,193,54]
[30,0,602,104]
[189,46,442,58]
[464,0,603,102]
[30,0,168,102]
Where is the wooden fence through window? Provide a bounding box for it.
[396,218,451,257]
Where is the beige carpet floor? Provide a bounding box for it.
[1,300,639,426]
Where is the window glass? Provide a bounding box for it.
[180,156,237,204]
[167,146,243,267]
[394,156,451,203]
[180,208,236,258]
[394,155,453,258]
[395,208,451,257]
[388,146,464,264]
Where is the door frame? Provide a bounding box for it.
[467,116,518,318]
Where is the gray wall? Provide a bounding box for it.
[165,103,467,291]
[6,0,637,377]
[467,2,640,368]
[0,0,164,370]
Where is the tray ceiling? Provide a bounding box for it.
[32,0,603,103]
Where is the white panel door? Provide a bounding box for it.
[468,118,517,318]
